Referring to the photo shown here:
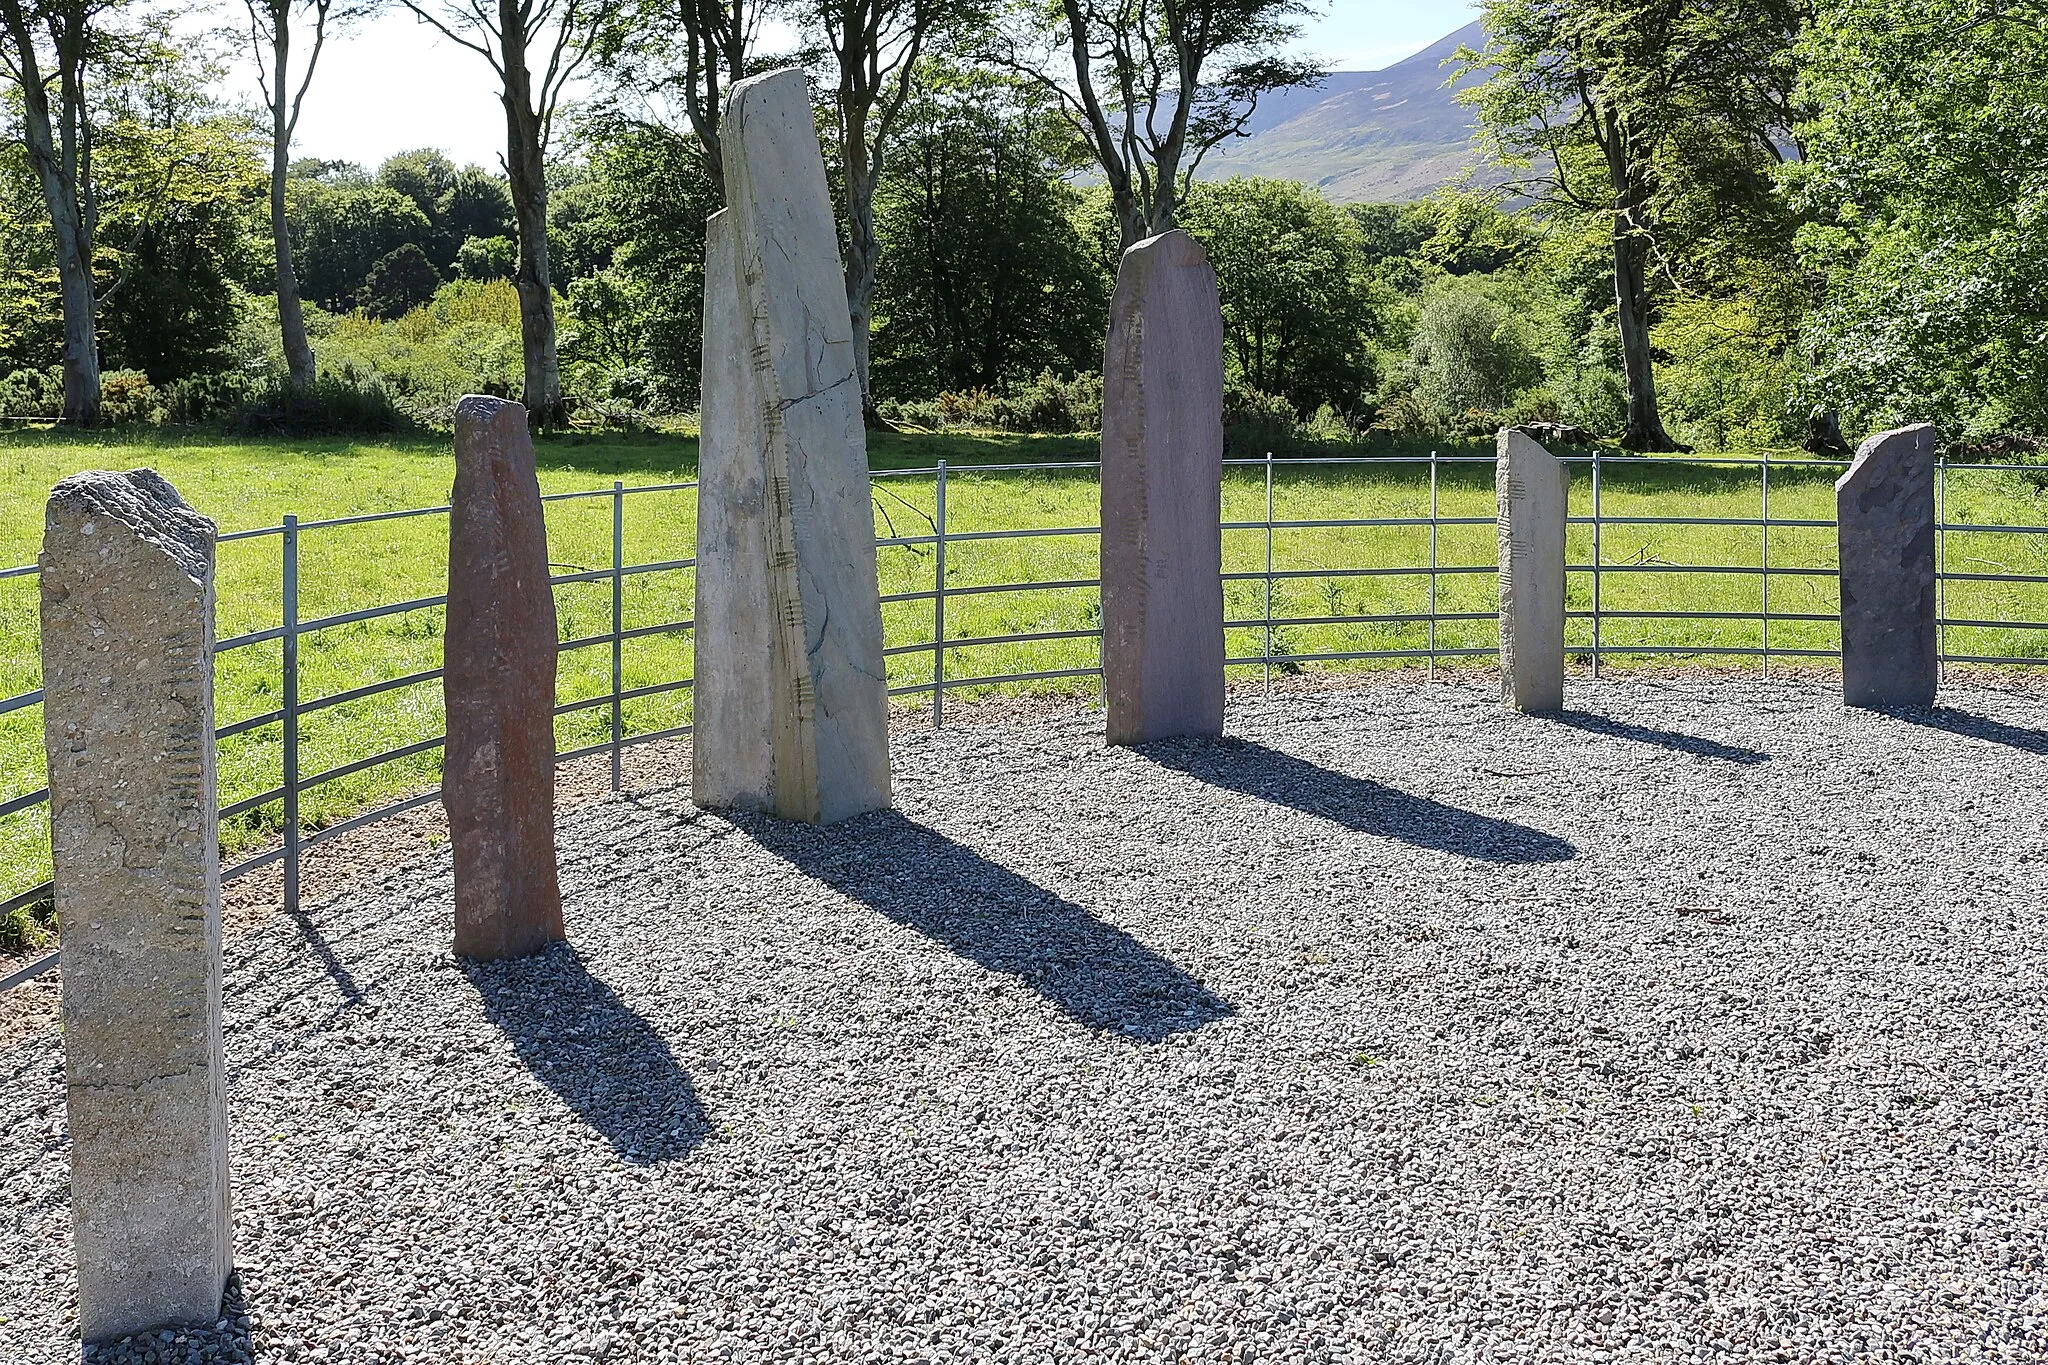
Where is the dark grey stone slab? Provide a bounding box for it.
[1100,229,1225,746]
[39,469,233,1342]
[1836,423,1937,709]
[446,395,564,959]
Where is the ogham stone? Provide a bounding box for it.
[1099,229,1226,746]
[39,469,232,1343]
[692,208,777,810]
[1497,428,1569,713]
[445,395,564,959]
[699,66,891,824]
[1837,423,1938,709]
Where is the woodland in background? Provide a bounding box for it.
[0,0,2043,454]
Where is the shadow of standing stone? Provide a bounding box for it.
[445,396,563,960]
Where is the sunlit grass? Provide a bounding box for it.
[5,427,2048,911]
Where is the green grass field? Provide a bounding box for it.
[6,426,2048,940]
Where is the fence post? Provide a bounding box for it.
[282,513,300,918]
[1938,453,1948,684]
[611,479,624,792]
[934,460,947,728]
[1761,454,1772,679]
[1264,449,1275,691]
[1590,448,1603,681]
[1427,449,1439,678]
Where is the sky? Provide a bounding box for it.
[263,0,1480,171]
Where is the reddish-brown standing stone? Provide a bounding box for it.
[445,395,563,959]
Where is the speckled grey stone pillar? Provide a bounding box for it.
[698,68,891,823]
[1497,429,1568,713]
[1837,423,1937,709]
[1100,229,1225,746]
[39,469,232,1343]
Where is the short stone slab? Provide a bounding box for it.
[1837,423,1937,709]
[696,67,891,824]
[39,469,232,1343]
[446,395,564,959]
[1100,229,1226,746]
[1497,429,1568,713]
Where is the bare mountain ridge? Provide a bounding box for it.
[1198,20,1490,203]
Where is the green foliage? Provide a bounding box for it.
[1407,278,1546,424]
[310,278,526,423]
[229,369,409,436]
[362,243,446,320]
[96,369,165,425]
[289,175,436,312]
[0,367,63,419]
[1181,176,1384,416]
[870,68,1107,399]
[1792,0,2048,439]
[456,234,517,281]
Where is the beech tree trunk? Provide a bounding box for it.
[268,14,316,391]
[498,0,566,428]
[841,117,883,425]
[3,0,100,425]
[1611,215,1676,452]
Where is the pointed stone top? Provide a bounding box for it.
[1498,427,1555,462]
[44,469,214,583]
[1122,228,1209,267]
[1838,422,1936,493]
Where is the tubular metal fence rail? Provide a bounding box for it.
[5,448,2048,991]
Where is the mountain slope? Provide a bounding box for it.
[1197,21,1491,203]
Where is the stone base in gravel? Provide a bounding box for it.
[7,677,2048,1362]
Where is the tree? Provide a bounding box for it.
[1180,176,1380,413]
[1791,0,2048,440]
[993,0,1322,252]
[361,240,442,317]
[870,65,1106,396]
[0,3,252,421]
[595,0,763,186]
[243,0,374,392]
[287,172,433,309]
[400,0,618,426]
[801,0,962,418]
[1458,0,1800,450]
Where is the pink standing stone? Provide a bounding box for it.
[1100,229,1226,746]
[445,395,563,959]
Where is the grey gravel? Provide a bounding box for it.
[5,676,2048,1363]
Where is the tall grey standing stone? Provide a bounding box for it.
[446,395,564,959]
[39,469,231,1343]
[695,67,891,823]
[1837,423,1937,709]
[1100,229,1225,746]
[1497,428,1569,713]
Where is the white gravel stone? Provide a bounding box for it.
[5,676,2048,1362]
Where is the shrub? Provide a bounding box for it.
[98,369,165,426]
[231,367,409,436]
[1223,382,1298,455]
[362,243,446,320]
[1409,282,1544,424]
[163,370,259,424]
[0,366,63,420]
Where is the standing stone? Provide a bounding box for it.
[446,395,563,958]
[692,208,775,810]
[39,470,231,1343]
[1100,229,1225,746]
[1497,428,1568,713]
[1837,423,1937,709]
[695,67,891,824]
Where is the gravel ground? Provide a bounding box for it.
[5,675,2048,1364]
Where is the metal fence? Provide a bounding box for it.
[5,447,2048,991]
